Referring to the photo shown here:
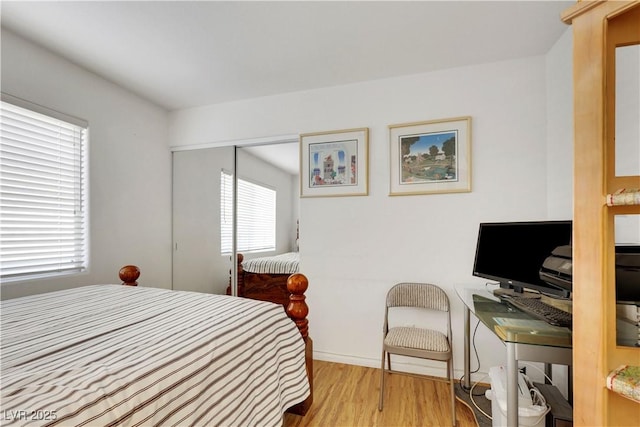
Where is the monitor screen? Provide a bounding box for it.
[472,220,573,298]
[616,245,640,304]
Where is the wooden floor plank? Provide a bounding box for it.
[284,360,478,427]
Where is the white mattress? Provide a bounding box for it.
[0,285,309,427]
[242,252,300,275]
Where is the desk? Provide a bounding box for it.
[455,283,572,427]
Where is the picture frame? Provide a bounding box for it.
[389,116,471,196]
[300,128,369,197]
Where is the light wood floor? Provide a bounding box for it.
[284,360,478,427]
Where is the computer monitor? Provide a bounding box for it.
[472,220,573,298]
[616,245,640,304]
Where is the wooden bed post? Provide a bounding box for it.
[285,273,309,340]
[236,253,245,296]
[119,265,140,286]
[286,273,313,415]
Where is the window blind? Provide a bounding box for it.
[0,99,89,281]
[220,170,276,254]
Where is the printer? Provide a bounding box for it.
[539,245,573,296]
[539,245,640,304]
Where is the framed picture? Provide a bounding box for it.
[389,116,471,196]
[300,128,369,197]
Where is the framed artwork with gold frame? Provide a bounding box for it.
[300,128,369,197]
[389,116,471,196]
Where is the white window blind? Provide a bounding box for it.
[221,170,276,254]
[1,98,88,281]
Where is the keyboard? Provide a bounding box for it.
[500,295,572,328]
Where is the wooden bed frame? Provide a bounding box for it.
[225,253,295,306]
[119,265,313,416]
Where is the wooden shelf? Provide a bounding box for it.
[609,205,640,215]
[608,177,640,194]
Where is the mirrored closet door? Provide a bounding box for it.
[171,141,300,294]
[172,146,234,294]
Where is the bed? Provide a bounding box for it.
[1,266,312,426]
[227,252,300,307]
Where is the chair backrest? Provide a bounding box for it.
[386,282,450,313]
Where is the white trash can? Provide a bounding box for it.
[485,365,549,427]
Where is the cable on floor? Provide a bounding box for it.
[458,319,485,396]
[470,374,492,420]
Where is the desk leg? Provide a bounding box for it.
[463,305,471,389]
[506,342,519,427]
[568,365,573,404]
[545,363,552,384]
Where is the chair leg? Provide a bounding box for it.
[378,349,386,411]
[448,359,456,426]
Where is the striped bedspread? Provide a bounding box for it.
[242,252,300,275]
[0,285,309,427]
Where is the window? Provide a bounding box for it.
[220,170,276,254]
[0,96,89,282]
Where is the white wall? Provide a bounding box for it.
[546,28,574,220]
[614,45,640,244]
[170,52,575,380]
[1,29,173,299]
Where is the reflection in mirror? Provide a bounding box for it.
[614,214,640,347]
[615,44,640,177]
[172,146,234,294]
[233,142,300,303]
[237,142,300,261]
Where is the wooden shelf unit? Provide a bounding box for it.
[561,1,640,426]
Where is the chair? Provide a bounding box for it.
[378,282,456,426]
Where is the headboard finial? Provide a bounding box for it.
[119,265,140,286]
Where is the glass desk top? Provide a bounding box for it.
[455,283,572,348]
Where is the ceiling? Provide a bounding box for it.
[1,1,573,112]
[242,142,300,175]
